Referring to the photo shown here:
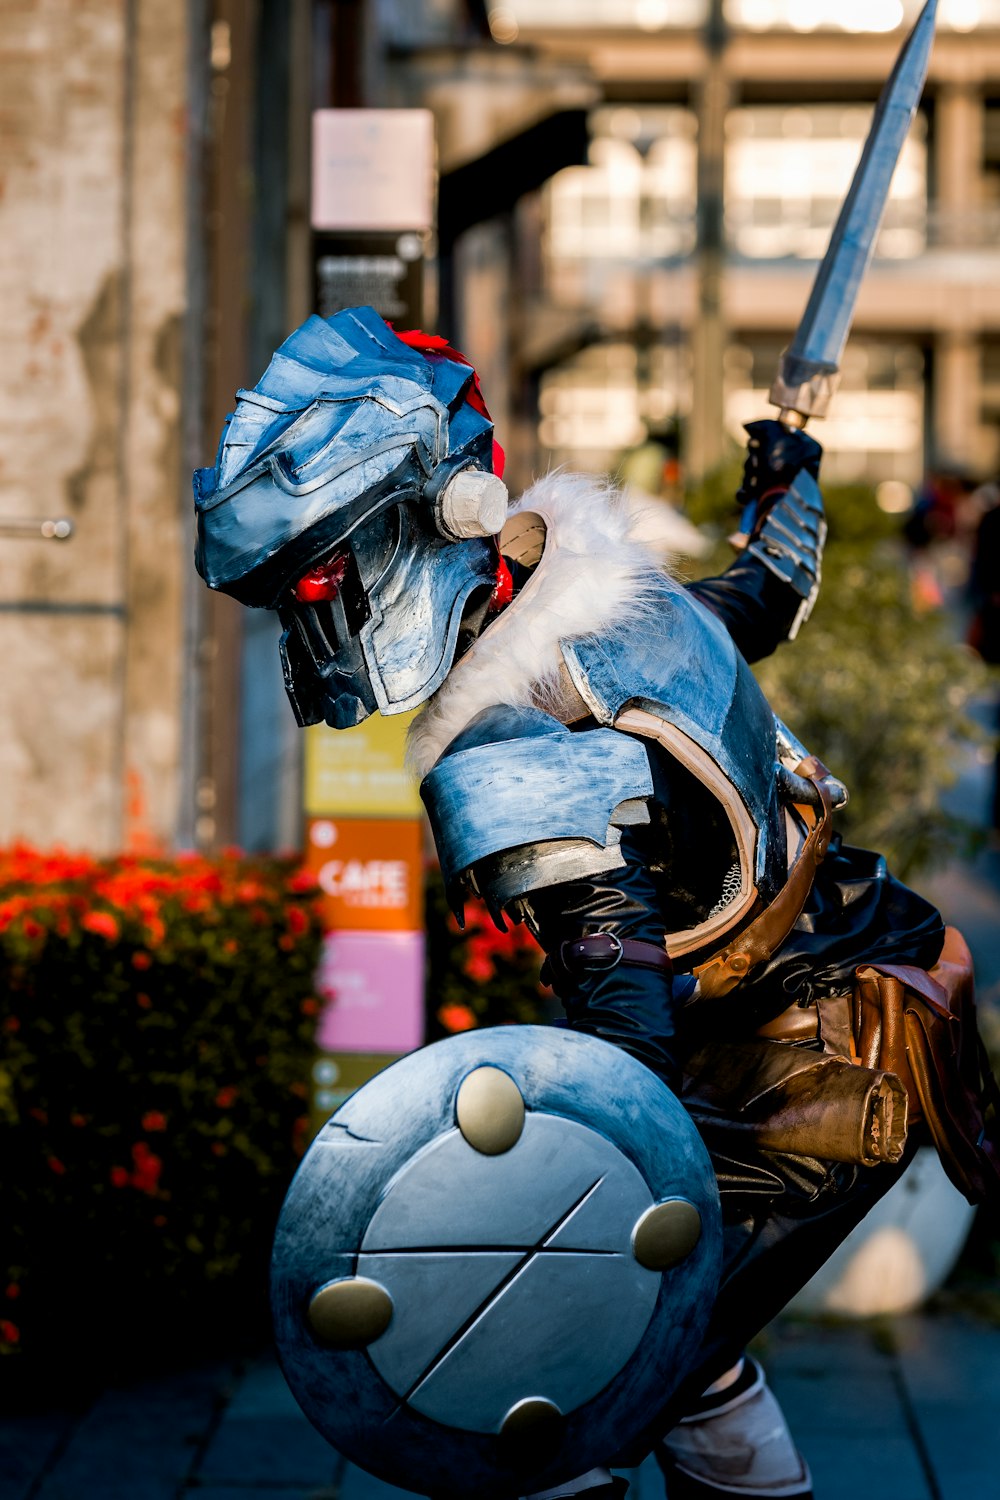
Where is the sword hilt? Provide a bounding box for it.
[768,351,840,425]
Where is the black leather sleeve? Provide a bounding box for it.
[686,558,801,664]
[519,829,682,1092]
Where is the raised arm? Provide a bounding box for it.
[688,420,825,663]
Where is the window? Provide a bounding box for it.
[546,109,697,265]
[726,105,926,260]
[538,341,691,474]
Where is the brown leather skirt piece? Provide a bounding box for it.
[696,925,1000,1204]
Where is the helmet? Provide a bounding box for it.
[194,306,509,728]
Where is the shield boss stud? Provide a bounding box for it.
[631,1200,702,1271]
[498,1396,564,1469]
[456,1066,525,1155]
[308,1277,393,1347]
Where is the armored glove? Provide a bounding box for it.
[735,420,826,638]
[736,419,822,535]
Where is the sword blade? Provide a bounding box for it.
[770,0,938,420]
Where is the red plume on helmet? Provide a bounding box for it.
[389,326,506,480]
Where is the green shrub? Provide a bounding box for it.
[0,845,322,1386]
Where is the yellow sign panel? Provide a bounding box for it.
[309,1051,404,1141]
[304,712,423,818]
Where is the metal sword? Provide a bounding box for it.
[769,0,939,429]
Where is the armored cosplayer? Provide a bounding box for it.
[194,5,998,1498]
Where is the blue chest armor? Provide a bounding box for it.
[421,577,824,958]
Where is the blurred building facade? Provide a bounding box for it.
[3,0,1000,853]
[508,0,1000,492]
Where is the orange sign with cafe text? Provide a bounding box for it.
[304,817,423,932]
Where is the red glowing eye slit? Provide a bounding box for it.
[293,552,349,603]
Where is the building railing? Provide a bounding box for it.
[546,201,1000,267]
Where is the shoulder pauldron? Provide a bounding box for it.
[420,704,654,920]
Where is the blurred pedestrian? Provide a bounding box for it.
[967,490,1000,831]
[903,465,977,612]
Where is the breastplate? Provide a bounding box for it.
[561,576,789,957]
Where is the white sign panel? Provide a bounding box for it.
[311,109,436,231]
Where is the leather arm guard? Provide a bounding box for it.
[522,831,686,1092]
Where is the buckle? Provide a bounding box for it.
[562,933,624,974]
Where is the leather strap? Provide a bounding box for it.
[690,756,835,1001]
[544,932,674,986]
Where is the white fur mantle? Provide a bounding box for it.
[406,472,682,777]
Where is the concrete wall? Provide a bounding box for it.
[0,0,192,852]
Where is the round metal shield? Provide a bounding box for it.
[271,1026,721,1498]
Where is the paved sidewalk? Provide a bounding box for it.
[4,1311,999,1500]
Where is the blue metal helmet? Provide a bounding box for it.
[272,1025,723,1498]
[194,306,509,729]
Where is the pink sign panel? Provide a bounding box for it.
[315,930,425,1054]
[311,110,435,231]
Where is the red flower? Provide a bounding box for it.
[287,868,320,893]
[142,1110,167,1132]
[28,1107,47,1124]
[211,1141,227,1157]
[438,1003,477,1034]
[21,918,43,940]
[215,1086,238,1109]
[110,1165,129,1187]
[287,905,308,936]
[70,1113,87,1128]
[82,910,119,941]
[464,953,495,983]
[47,1156,66,1175]
[5,1283,20,1300]
[153,1214,167,1227]
[130,1142,162,1194]
[145,915,166,947]
[0,1320,20,1345]
[136,993,152,1010]
[132,951,152,970]
[300,997,319,1016]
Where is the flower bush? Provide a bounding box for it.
[0,845,322,1386]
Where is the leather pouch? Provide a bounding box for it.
[683,1036,908,1167]
[854,926,1000,1206]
